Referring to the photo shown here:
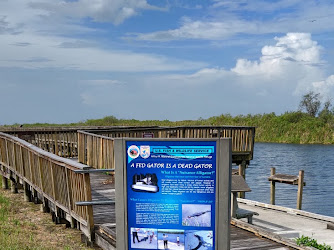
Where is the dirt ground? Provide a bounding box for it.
[0,184,101,250]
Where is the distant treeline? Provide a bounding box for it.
[2,91,334,144]
[4,111,334,144]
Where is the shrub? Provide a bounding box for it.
[296,235,332,250]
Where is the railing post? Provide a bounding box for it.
[297,170,304,210]
[83,172,94,241]
[270,167,276,205]
[87,135,93,167]
[65,168,76,228]
[78,132,83,163]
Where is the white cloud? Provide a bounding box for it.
[84,79,124,86]
[1,0,334,124]
[131,1,334,41]
[232,33,322,77]
[0,32,206,72]
[312,75,334,100]
[211,0,303,12]
[0,0,165,40]
[0,0,204,72]
[132,18,260,41]
[81,33,330,119]
[29,0,164,25]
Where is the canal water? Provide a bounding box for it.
[245,142,334,217]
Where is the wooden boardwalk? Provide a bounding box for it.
[90,172,291,250]
[230,226,290,249]
[0,127,306,249]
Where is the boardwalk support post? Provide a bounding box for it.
[10,175,18,194]
[23,181,31,202]
[268,168,305,210]
[238,160,247,198]
[270,167,276,205]
[2,175,9,189]
[1,165,9,189]
[297,170,304,210]
[41,197,50,213]
[33,189,41,204]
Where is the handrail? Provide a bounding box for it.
[77,126,255,168]
[0,126,159,158]
[0,132,94,239]
[1,125,255,168]
[78,131,115,170]
[0,130,79,158]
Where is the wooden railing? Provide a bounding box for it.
[78,126,256,169]
[0,126,160,158]
[0,125,255,240]
[78,131,115,170]
[0,132,94,239]
[1,128,79,157]
[1,125,255,167]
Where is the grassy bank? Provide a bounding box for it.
[0,178,97,250]
[2,111,334,144]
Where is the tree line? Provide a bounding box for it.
[2,91,334,144]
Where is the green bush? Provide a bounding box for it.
[296,235,332,250]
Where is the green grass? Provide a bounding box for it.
[0,177,96,249]
[0,193,9,223]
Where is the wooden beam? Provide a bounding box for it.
[83,172,94,241]
[270,167,276,205]
[297,170,304,210]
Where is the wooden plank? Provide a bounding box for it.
[268,173,299,185]
[231,219,304,250]
[268,173,306,186]
[232,175,251,192]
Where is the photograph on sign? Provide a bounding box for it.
[182,204,211,227]
[126,140,217,250]
[185,230,213,249]
[157,229,184,249]
[130,227,158,249]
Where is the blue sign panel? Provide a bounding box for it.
[126,141,217,250]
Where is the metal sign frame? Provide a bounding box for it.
[115,138,231,250]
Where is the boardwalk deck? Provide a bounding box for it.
[238,199,334,248]
[89,172,292,250]
[90,172,115,226]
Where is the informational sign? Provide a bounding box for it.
[126,141,217,250]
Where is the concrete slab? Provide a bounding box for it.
[238,201,334,248]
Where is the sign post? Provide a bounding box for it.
[115,138,231,250]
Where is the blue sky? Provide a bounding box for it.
[1,0,334,124]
